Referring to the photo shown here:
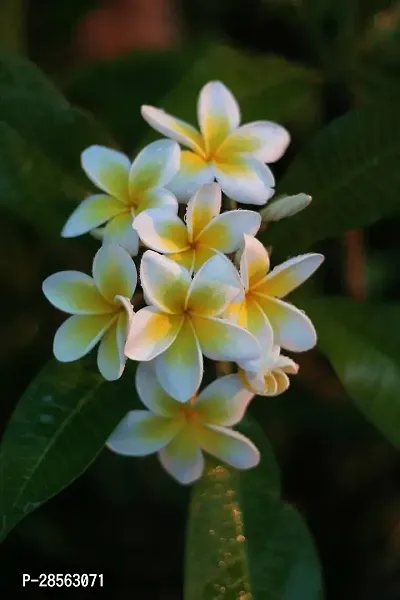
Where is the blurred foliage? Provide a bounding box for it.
[1,0,400,598]
[264,104,400,259]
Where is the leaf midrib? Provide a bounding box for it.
[0,376,104,535]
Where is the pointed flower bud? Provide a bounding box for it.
[261,193,311,223]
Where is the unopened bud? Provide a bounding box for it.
[261,193,312,223]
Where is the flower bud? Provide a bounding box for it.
[261,193,312,222]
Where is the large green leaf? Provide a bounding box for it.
[265,105,400,258]
[0,51,113,181]
[184,418,322,600]
[66,48,197,153]
[304,296,400,448]
[0,51,113,236]
[0,122,83,238]
[0,358,138,541]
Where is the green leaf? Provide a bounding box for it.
[0,52,115,181]
[0,122,83,238]
[65,48,197,153]
[0,51,114,236]
[357,67,400,107]
[0,50,113,182]
[304,296,400,448]
[184,418,322,600]
[264,105,400,258]
[0,358,137,541]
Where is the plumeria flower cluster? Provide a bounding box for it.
[43,81,324,485]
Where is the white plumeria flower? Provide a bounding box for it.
[141,81,290,205]
[42,244,136,381]
[133,183,261,272]
[225,235,324,354]
[107,362,259,485]
[61,140,180,255]
[125,250,261,402]
[239,345,299,396]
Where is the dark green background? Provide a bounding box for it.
[1,0,400,598]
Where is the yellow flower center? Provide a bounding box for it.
[180,395,201,422]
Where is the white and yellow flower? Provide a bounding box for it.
[107,362,259,485]
[125,251,261,402]
[42,244,136,381]
[141,81,290,205]
[133,182,261,272]
[225,235,324,353]
[61,140,180,255]
[239,345,299,396]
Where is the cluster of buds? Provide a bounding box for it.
[43,82,323,484]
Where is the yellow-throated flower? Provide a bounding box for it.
[42,244,136,381]
[133,182,261,272]
[225,235,324,354]
[239,345,299,396]
[62,140,180,255]
[141,81,290,205]
[125,251,261,402]
[107,362,259,485]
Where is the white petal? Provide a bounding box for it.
[42,271,113,315]
[115,296,134,359]
[125,306,183,361]
[61,194,124,238]
[198,210,261,253]
[141,105,205,154]
[239,234,270,291]
[158,429,205,484]
[133,209,189,254]
[186,182,222,241]
[135,362,181,417]
[154,319,203,402]
[97,320,125,381]
[192,316,261,362]
[255,295,317,352]
[254,253,325,298]
[200,425,260,469]
[107,411,181,456]
[197,81,240,154]
[276,353,299,374]
[167,151,214,202]
[218,120,290,163]
[81,145,130,199]
[195,374,254,426]
[135,187,178,215]
[214,157,275,205]
[53,314,114,362]
[129,139,181,192]
[186,253,244,317]
[92,244,137,303]
[234,298,274,370]
[140,251,190,314]
[101,212,140,256]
